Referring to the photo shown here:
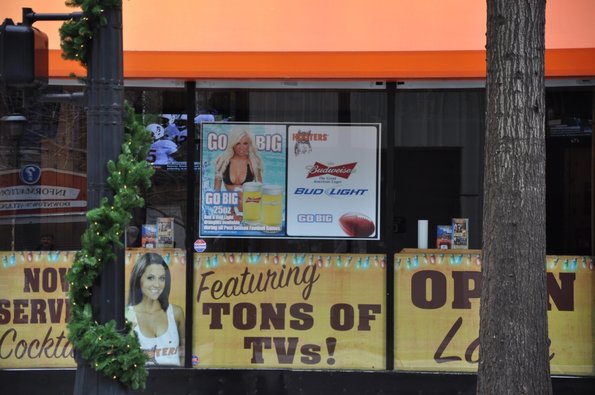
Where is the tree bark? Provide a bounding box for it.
[478,1,551,394]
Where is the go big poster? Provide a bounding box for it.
[394,251,595,375]
[193,253,386,369]
[0,251,75,368]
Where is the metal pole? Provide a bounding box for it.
[592,87,595,256]
[384,81,396,370]
[86,0,124,332]
[22,7,82,26]
[184,81,196,368]
[73,5,127,394]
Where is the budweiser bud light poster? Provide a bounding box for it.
[199,123,380,239]
[286,124,380,238]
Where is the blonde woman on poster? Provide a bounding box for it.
[126,252,185,366]
[214,127,264,215]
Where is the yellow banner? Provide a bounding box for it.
[193,253,386,369]
[394,251,595,376]
[0,251,76,368]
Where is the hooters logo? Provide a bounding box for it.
[306,162,357,179]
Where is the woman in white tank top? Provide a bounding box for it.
[127,252,185,366]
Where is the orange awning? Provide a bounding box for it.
[49,48,595,80]
[3,0,594,80]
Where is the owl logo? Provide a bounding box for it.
[294,130,312,156]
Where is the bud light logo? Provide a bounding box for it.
[294,187,368,196]
[20,164,41,185]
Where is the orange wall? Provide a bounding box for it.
[2,0,595,79]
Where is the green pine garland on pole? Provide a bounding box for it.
[60,0,121,66]
[67,104,154,390]
[60,1,154,389]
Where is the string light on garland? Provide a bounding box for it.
[67,104,154,390]
[60,0,121,66]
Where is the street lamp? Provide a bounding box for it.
[1,113,27,140]
[0,113,26,251]
[0,113,27,169]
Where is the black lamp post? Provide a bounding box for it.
[0,114,26,251]
[2,6,127,394]
[1,113,26,141]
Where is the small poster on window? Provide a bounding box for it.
[451,218,469,249]
[141,224,157,248]
[436,225,452,249]
[156,217,175,248]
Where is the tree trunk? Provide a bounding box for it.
[478,1,551,394]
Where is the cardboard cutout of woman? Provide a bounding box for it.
[126,252,185,366]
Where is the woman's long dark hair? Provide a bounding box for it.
[128,252,171,311]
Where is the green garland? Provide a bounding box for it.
[60,0,154,388]
[59,0,121,66]
[67,104,154,390]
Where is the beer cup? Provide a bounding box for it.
[261,184,283,227]
[242,182,262,224]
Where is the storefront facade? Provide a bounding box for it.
[1,1,594,394]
